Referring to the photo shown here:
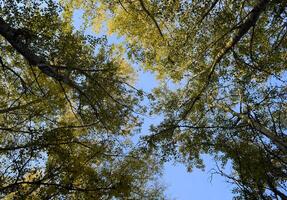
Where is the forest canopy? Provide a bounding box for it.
[0,1,164,199]
[0,0,287,199]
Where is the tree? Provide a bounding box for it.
[64,0,287,199]
[0,1,165,199]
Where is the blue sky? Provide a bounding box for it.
[73,10,234,200]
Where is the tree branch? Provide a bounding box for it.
[180,0,270,121]
[0,17,108,128]
[138,0,164,38]
[219,103,287,153]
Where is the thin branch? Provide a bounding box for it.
[138,0,164,38]
[0,56,28,92]
[0,99,41,114]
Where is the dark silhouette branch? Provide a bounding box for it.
[138,0,164,38]
[180,0,270,121]
[0,17,110,129]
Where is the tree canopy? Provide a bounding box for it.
[0,1,165,199]
[1,0,286,199]
[62,0,287,199]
